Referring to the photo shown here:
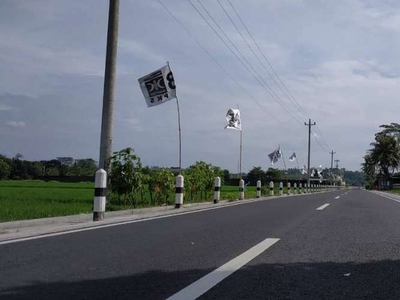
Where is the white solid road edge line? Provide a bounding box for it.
[316,203,330,210]
[167,238,280,300]
[0,191,321,246]
[371,191,400,203]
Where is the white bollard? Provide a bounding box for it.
[93,169,107,221]
[294,183,297,194]
[299,183,302,194]
[175,175,184,208]
[287,182,291,195]
[279,182,283,195]
[269,181,274,196]
[239,179,245,200]
[256,180,261,198]
[214,177,221,204]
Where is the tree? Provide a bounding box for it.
[246,166,265,185]
[362,154,376,189]
[369,133,400,180]
[222,169,230,185]
[379,123,400,139]
[265,168,282,180]
[147,168,175,205]
[109,148,143,208]
[0,155,11,179]
[184,161,222,201]
[68,159,97,176]
[14,153,23,160]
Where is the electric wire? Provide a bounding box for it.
[189,0,304,125]
[156,0,280,123]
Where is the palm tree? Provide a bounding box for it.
[380,123,400,136]
[368,134,400,180]
[361,154,375,179]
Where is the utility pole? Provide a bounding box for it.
[334,159,340,169]
[329,150,336,186]
[305,119,316,188]
[99,0,119,172]
[334,159,340,185]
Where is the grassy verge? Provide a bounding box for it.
[0,180,288,222]
[389,189,400,195]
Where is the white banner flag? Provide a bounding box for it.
[225,109,241,131]
[301,164,308,174]
[289,152,297,162]
[138,64,176,107]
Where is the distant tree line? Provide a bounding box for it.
[0,154,97,180]
[245,166,364,186]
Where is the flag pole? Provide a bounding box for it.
[237,104,242,180]
[176,96,182,174]
[239,129,242,180]
[167,62,182,174]
[280,146,287,171]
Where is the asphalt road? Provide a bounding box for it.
[1,190,400,299]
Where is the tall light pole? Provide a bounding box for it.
[305,119,316,188]
[99,0,119,172]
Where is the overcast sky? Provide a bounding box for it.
[1,0,400,172]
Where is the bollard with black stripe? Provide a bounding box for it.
[214,177,221,204]
[269,181,274,196]
[93,169,107,221]
[175,175,184,208]
[239,179,245,200]
[294,182,297,194]
[279,182,283,196]
[287,182,291,195]
[299,183,302,194]
[256,180,261,198]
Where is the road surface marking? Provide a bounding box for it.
[316,203,330,210]
[371,192,400,203]
[335,196,340,199]
[167,238,280,300]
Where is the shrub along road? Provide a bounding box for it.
[1,189,400,299]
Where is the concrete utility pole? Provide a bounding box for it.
[99,0,120,172]
[305,119,316,188]
[329,150,336,186]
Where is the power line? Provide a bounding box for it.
[227,0,309,118]
[225,0,334,151]
[314,125,331,149]
[218,0,307,120]
[189,0,304,125]
[156,0,280,123]
[159,0,336,159]
[311,128,330,153]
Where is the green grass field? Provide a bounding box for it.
[0,181,284,222]
[0,180,94,222]
[390,189,400,195]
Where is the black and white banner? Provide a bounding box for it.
[268,147,282,165]
[225,109,241,131]
[289,152,297,162]
[138,64,177,107]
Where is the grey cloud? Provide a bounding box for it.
[2,0,400,171]
[6,121,26,128]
